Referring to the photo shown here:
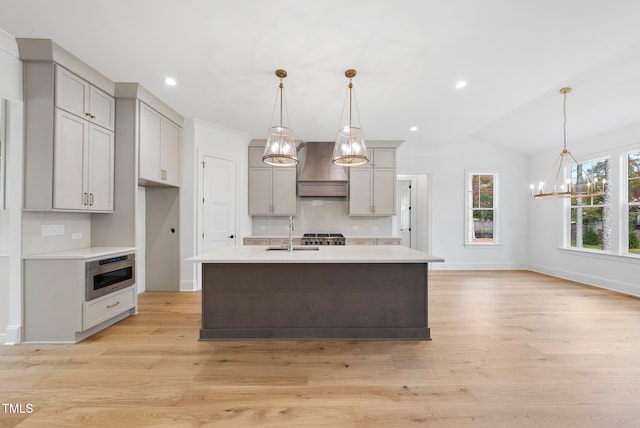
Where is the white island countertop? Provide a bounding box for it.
[188,245,444,264]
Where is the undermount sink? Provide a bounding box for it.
[266,246,319,251]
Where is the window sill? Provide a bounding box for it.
[559,247,640,263]
[464,242,503,248]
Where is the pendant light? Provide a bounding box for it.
[531,87,605,199]
[263,69,298,166]
[332,69,369,166]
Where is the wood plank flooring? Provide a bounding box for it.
[1,270,640,427]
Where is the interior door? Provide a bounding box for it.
[202,155,237,252]
[398,179,412,247]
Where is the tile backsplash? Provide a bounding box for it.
[251,197,393,236]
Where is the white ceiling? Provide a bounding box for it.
[1,0,640,155]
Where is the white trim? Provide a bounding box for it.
[3,325,21,346]
[196,150,242,290]
[433,262,528,270]
[558,247,640,264]
[529,263,640,297]
[464,170,500,246]
[180,279,198,292]
[0,29,18,57]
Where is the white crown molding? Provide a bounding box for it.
[0,29,18,57]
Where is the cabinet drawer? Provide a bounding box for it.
[346,238,377,245]
[270,238,301,246]
[83,286,135,330]
[243,238,270,245]
[377,238,401,246]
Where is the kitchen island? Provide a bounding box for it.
[188,245,444,340]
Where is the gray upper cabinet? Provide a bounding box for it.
[55,65,115,131]
[349,147,397,216]
[138,101,181,187]
[248,146,296,216]
[17,39,116,212]
[53,110,114,211]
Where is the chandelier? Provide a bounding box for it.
[262,69,299,166]
[531,87,605,199]
[332,69,369,166]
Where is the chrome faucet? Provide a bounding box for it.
[288,215,295,252]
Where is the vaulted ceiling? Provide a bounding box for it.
[2,0,640,155]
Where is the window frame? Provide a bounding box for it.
[566,156,612,253]
[465,170,500,246]
[625,151,640,257]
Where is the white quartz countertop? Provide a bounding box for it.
[23,247,137,260]
[187,245,444,264]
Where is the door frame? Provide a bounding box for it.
[196,150,241,288]
[397,173,432,254]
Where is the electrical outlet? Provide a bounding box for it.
[71,232,82,240]
[42,224,64,236]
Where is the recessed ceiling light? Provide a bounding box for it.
[409,126,418,132]
[455,80,467,89]
[164,77,177,86]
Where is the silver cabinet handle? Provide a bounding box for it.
[84,192,88,206]
[106,301,120,309]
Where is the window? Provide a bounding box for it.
[466,172,498,245]
[569,157,611,251]
[627,152,640,255]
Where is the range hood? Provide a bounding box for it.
[297,142,349,197]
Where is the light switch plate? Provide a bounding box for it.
[71,232,82,240]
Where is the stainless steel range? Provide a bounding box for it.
[302,233,345,246]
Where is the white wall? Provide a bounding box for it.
[529,122,640,297]
[398,136,530,270]
[0,28,23,344]
[179,118,251,291]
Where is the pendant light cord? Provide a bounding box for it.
[562,90,568,151]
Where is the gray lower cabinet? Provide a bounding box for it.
[23,258,136,343]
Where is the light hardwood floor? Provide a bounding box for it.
[1,270,640,427]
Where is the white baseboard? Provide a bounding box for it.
[180,279,200,292]
[433,262,528,270]
[3,325,21,345]
[528,263,640,297]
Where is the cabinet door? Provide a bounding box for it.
[349,168,373,215]
[162,119,181,186]
[249,147,266,167]
[271,167,296,215]
[373,168,396,215]
[139,102,162,183]
[55,66,89,120]
[249,168,273,215]
[54,109,88,210]
[89,86,115,131]
[87,124,114,211]
[372,148,396,168]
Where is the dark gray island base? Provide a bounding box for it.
[200,262,431,340]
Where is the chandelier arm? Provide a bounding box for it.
[538,152,564,192]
